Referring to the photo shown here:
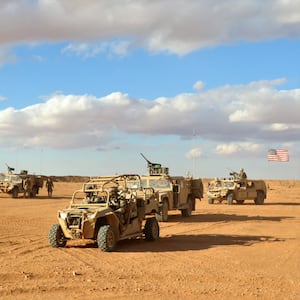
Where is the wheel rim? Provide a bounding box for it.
[57,228,66,246]
[107,229,115,248]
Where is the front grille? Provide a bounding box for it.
[67,215,82,229]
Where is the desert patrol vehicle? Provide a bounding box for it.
[48,174,160,252]
[0,166,44,198]
[207,169,267,205]
[140,154,203,222]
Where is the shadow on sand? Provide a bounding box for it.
[166,213,293,223]
[68,233,284,253]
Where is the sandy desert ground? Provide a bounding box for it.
[0,179,299,299]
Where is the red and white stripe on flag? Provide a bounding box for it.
[268,149,289,162]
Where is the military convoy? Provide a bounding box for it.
[49,174,160,252]
[45,157,267,252]
[207,169,267,205]
[140,154,203,221]
[0,167,44,198]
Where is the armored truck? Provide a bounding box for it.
[140,154,203,222]
[207,170,267,205]
[48,174,160,252]
[0,168,44,198]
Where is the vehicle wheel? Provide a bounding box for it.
[30,186,38,198]
[49,224,67,248]
[144,218,159,241]
[254,191,265,205]
[236,200,244,205]
[208,198,214,204]
[227,193,234,205]
[156,199,169,222]
[181,197,194,217]
[10,187,18,198]
[97,225,117,252]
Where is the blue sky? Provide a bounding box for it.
[0,0,300,179]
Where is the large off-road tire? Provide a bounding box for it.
[254,191,265,205]
[227,193,234,205]
[30,186,38,198]
[156,199,169,222]
[10,187,18,198]
[181,196,194,217]
[144,218,159,241]
[208,198,214,204]
[49,224,67,248]
[97,225,117,252]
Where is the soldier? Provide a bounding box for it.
[239,168,247,180]
[239,168,247,187]
[83,191,93,203]
[46,177,54,197]
[23,177,31,198]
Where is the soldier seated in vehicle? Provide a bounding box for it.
[83,190,101,203]
[108,187,120,208]
[110,187,137,230]
[214,179,221,187]
[83,191,93,203]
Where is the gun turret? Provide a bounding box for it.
[140,153,169,176]
[6,164,15,174]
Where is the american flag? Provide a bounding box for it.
[268,149,289,162]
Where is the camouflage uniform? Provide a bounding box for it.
[23,177,31,198]
[46,178,54,197]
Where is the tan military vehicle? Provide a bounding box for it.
[48,174,160,252]
[140,154,203,222]
[207,169,267,205]
[0,167,44,198]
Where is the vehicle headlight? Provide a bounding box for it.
[59,212,68,220]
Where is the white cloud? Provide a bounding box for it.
[268,123,289,131]
[61,40,132,58]
[61,43,106,58]
[0,1,299,55]
[193,81,205,91]
[186,148,202,159]
[215,142,260,155]
[0,79,299,152]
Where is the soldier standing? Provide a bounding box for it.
[46,177,54,197]
[23,177,31,198]
[239,168,247,187]
[239,168,247,179]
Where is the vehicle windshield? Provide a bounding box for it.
[145,179,171,190]
[224,181,234,187]
[71,189,109,205]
